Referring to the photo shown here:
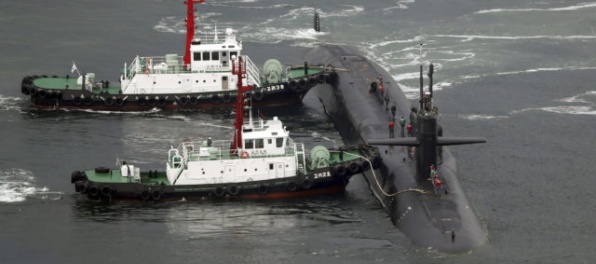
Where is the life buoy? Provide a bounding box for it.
[78,183,88,194]
[189,96,198,105]
[317,73,326,84]
[38,89,47,98]
[73,97,83,106]
[101,186,112,197]
[240,151,249,159]
[228,186,240,196]
[151,189,163,201]
[257,185,268,195]
[298,78,308,90]
[288,80,298,90]
[252,89,264,101]
[348,162,360,174]
[140,189,151,200]
[214,187,225,197]
[302,179,313,189]
[115,97,125,106]
[222,93,232,103]
[88,185,100,197]
[179,96,189,105]
[104,97,115,106]
[333,164,347,177]
[83,97,92,105]
[286,182,297,192]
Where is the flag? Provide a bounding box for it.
[71,62,78,74]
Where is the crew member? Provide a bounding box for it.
[409,107,417,130]
[388,119,395,138]
[399,116,406,137]
[433,176,443,196]
[391,105,396,119]
[407,123,413,137]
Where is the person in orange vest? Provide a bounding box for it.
[433,173,443,196]
[388,119,395,138]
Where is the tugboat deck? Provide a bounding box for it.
[31,67,322,94]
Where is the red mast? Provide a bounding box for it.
[183,0,205,69]
[230,56,254,155]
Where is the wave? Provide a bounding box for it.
[243,27,325,44]
[511,105,596,116]
[475,2,596,14]
[461,66,596,81]
[458,114,509,120]
[435,34,596,42]
[558,91,596,104]
[36,107,164,117]
[0,94,24,112]
[0,168,63,203]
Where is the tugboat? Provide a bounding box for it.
[70,55,380,201]
[20,0,333,111]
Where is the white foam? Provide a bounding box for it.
[460,66,596,80]
[511,105,596,115]
[62,107,162,115]
[435,34,596,42]
[243,27,325,44]
[475,2,596,14]
[540,105,596,115]
[0,169,62,203]
[0,94,24,112]
[458,114,509,120]
[557,91,596,104]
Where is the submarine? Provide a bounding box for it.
[305,45,487,253]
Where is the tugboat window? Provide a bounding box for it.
[193,52,201,61]
[222,52,227,57]
[276,138,283,148]
[269,164,274,170]
[267,139,272,144]
[212,52,219,60]
[245,139,254,149]
[230,51,237,59]
[255,139,264,148]
[202,52,210,61]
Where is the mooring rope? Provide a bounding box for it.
[341,151,432,197]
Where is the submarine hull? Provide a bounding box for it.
[305,45,486,253]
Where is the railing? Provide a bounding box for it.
[241,56,261,87]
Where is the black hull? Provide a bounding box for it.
[73,168,364,202]
[305,45,486,253]
[20,73,336,111]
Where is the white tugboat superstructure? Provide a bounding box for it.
[21,0,336,111]
[70,56,381,201]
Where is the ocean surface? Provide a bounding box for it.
[1,0,595,263]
